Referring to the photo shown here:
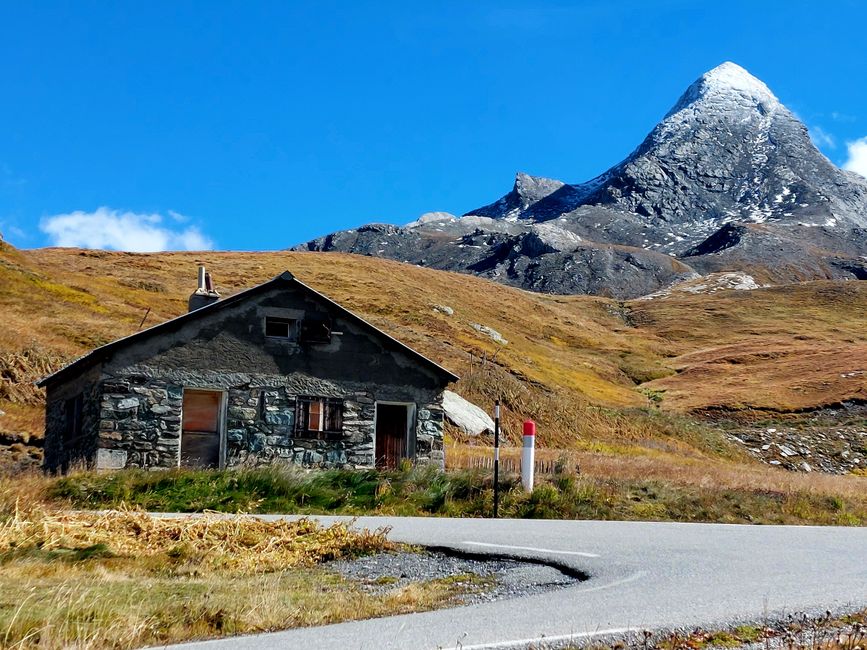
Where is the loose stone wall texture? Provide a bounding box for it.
[44,372,101,472]
[93,369,444,470]
[97,376,182,469]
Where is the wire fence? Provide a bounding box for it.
[445,443,579,476]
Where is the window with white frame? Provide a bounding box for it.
[264,316,297,339]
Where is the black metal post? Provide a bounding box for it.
[493,399,500,518]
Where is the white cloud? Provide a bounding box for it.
[843,137,867,178]
[40,207,214,252]
[809,125,836,149]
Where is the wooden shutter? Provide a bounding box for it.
[181,390,222,468]
[296,398,309,433]
[183,391,220,432]
[309,400,322,431]
[325,399,343,434]
[64,395,83,443]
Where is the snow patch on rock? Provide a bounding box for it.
[405,212,457,229]
[530,223,583,252]
[639,272,764,300]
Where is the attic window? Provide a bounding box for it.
[265,317,297,339]
[295,396,343,439]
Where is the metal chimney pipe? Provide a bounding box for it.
[197,266,206,291]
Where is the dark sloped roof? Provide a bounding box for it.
[37,270,459,388]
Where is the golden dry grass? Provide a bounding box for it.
[0,473,487,649]
[630,282,867,412]
[448,443,867,501]
[0,473,392,575]
[2,241,867,468]
[446,444,867,525]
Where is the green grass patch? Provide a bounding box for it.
[50,465,867,526]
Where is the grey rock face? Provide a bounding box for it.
[442,390,495,437]
[295,62,867,298]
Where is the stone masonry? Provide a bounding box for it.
[94,370,444,470]
[41,271,455,473]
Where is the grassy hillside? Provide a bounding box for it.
[2,241,867,469]
[631,282,867,413]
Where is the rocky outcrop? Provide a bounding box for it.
[442,390,494,437]
[294,62,867,298]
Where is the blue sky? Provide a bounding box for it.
[2,0,866,252]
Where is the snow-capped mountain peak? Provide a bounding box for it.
[295,62,867,299]
[666,61,780,117]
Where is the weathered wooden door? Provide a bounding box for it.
[375,404,408,469]
[181,389,222,468]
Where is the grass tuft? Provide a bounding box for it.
[42,464,867,526]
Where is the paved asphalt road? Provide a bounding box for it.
[169,516,867,650]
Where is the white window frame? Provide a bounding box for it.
[263,315,298,340]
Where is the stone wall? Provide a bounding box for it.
[223,383,374,469]
[96,376,182,470]
[94,368,445,470]
[416,404,445,467]
[43,365,102,473]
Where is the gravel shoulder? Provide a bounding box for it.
[329,548,581,606]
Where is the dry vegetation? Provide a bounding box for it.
[563,610,867,650]
[1,240,867,508]
[0,472,487,649]
[630,282,867,413]
[448,444,867,524]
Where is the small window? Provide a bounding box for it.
[265,316,297,339]
[295,396,343,439]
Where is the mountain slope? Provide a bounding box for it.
[3,244,867,461]
[297,62,867,298]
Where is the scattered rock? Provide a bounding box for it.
[442,390,495,437]
[433,305,454,316]
[726,424,867,474]
[471,323,508,345]
[778,444,797,457]
[640,272,765,300]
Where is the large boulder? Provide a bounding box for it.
[442,390,494,437]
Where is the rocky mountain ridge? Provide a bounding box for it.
[297,62,867,298]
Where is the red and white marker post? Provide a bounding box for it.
[522,419,536,492]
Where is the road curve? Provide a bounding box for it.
[166,516,867,650]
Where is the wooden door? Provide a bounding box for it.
[375,404,407,469]
[181,389,222,468]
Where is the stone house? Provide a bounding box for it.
[38,268,458,473]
